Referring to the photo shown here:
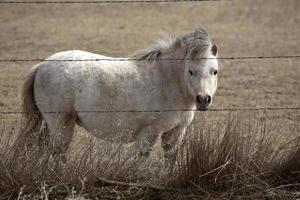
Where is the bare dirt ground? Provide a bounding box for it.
[0,0,299,199]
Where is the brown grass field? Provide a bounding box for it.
[0,0,299,199]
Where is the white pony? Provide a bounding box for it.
[22,27,219,159]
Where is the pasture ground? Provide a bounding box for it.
[0,0,299,199]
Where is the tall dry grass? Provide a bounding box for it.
[0,113,299,199]
[172,114,300,199]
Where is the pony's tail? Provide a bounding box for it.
[22,65,43,133]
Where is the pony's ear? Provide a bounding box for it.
[211,43,218,56]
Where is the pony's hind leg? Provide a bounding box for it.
[42,112,76,162]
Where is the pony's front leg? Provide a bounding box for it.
[161,125,187,159]
[134,125,161,156]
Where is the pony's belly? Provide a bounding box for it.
[77,113,147,143]
[89,126,137,143]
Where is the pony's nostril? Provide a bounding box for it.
[207,95,211,104]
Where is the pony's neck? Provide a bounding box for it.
[159,59,195,109]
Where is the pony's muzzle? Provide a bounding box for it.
[196,95,211,110]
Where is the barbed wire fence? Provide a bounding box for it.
[0,0,299,115]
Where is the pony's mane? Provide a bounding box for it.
[131,27,212,62]
[131,34,175,61]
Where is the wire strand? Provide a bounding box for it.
[0,0,225,4]
[0,55,300,62]
[0,107,299,114]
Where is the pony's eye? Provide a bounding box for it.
[189,70,194,76]
[213,70,218,75]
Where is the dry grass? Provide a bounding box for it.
[173,115,300,199]
[0,113,299,199]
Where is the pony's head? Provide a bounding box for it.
[178,28,219,110]
[132,27,219,110]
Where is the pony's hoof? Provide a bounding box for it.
[139,149,151,157]
[60,155,67,164]
[163,151,177,161]
[51,153,67,164]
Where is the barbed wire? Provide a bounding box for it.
[0,0,225,4]
[0,55,300,62]
[0,107,299,114]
